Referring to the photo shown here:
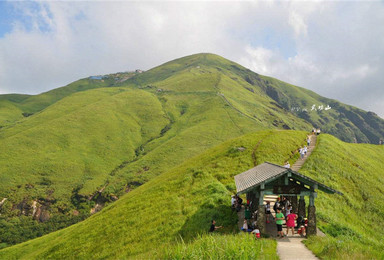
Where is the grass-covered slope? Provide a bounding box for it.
[258,75,384,144]
[298,134,384,259]
[126,53,384,143]
[1,131,383,259]
[0,54,311,222]
[2,130,383,259]
[0,71,299,245]
[163,233,278,260]
[0,77,113,127]
[0,130,307,259]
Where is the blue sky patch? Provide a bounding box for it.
[0,1,54,37]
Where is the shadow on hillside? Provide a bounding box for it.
[178,203,238,242]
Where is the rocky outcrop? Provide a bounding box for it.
[0,198,7,208]
[90,203,104,214]
[34,205,50,222]
[10,199,51,222]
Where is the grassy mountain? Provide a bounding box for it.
[0,53,383,248]
[1,131,383,259]
[0,71,140,128]
[125,53,384,143]
[0,55,311,245]
[0,130,306,258]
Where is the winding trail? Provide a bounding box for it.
[274,134,318,260]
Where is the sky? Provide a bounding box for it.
[0,1,383,118]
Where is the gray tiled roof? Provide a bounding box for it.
[235,162,343,195]
[235,162,288,194]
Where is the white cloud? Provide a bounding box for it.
[0,1,383,118]
[288,11,307,37]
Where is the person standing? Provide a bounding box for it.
[275,208,285,238]
[265,201,272,223]
[286,210,298,236]
[231,195,236,209]
[273,198,280,218]
[236,196,243,212]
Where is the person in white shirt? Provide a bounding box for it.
[284,161,290,168]
[299,147,305,159]
[231,195,236,209]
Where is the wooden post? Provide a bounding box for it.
[249,191,257,213]
[290,195,298,213]
[307,190,317,236]
[298,195,306,218]
[256,184,266,234]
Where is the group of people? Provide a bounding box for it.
[312,128,321,135]
[231,195,243,212]
[299,145,308,160]
[273,196,307,237]
[212,194,308,238]
[285,136,311,166]
[298,135,311,160]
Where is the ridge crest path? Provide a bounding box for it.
[276,134,318,260]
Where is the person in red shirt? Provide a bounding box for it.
[286,210,298,236]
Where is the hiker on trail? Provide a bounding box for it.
[286,210,298,236]
[209,220,222,232]
[299,147,305,159]
[307,136,311,146]
[304,145,308,155]
[265,201,272,223]
[275,208,285,238]
[284,161,290,168]
[316,129,321,135]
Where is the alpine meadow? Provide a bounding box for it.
[0,53,383,259]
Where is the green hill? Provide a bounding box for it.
[0,54,311,245]
[0,131,383,259]
[0,53,383,249]
[125,53,384,143]
[0,75,120,127]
